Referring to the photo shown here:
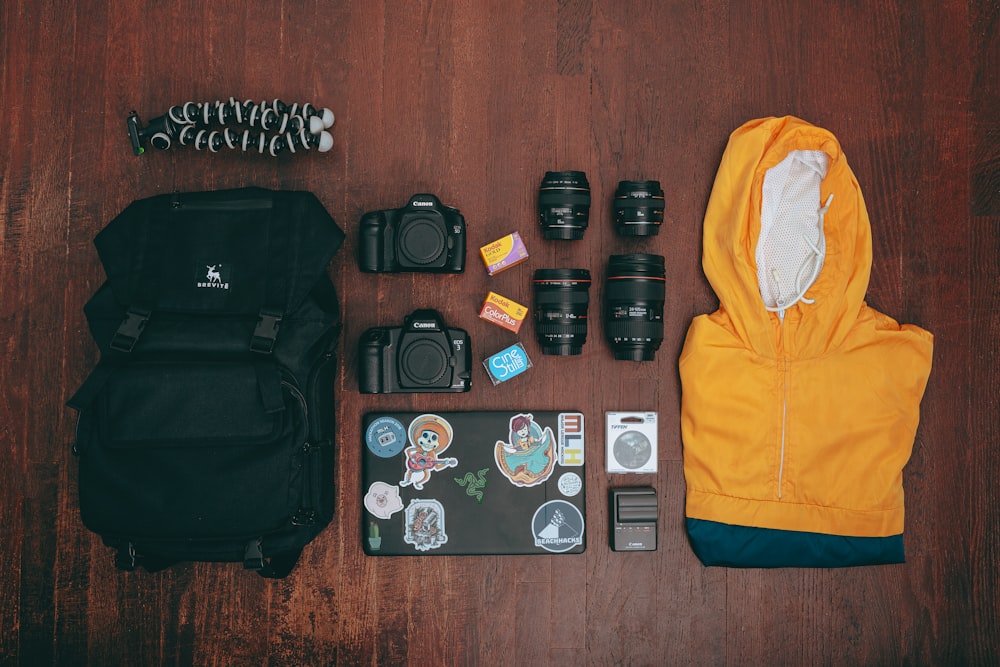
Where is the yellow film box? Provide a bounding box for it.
[479,291,528,334]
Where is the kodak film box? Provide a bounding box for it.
[480,232,529,275]
[479,291,528,334]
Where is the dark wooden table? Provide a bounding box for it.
[2,1,997,664]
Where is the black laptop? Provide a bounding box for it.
[362,411,586,555]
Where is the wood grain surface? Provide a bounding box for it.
[1,1,997,665]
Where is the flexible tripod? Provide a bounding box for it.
[127,98,335,156]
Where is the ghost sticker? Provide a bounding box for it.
[403,499,448,551]
[399,414,458,491]
[364,481,404,520]
[494,413,556,487]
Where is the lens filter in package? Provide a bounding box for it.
[605,411,658,473]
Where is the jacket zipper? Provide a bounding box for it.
[777,311,788,499]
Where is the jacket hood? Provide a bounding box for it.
[702,116,872,357]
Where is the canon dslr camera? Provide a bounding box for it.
[358,194,466,273]
[358,309,472,393]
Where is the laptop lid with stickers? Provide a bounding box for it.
[362,411,586,555]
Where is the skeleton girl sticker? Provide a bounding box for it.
[494,413,556,487]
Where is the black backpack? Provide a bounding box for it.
[68,187,344,578]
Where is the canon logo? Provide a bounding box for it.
[411,321,437,329]
[412,200,434,207]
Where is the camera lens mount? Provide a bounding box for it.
[399,338,450,386]
[397,217,447,267]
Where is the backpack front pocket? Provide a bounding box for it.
[76,362,307,540]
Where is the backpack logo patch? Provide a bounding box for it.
[196,263,231,290]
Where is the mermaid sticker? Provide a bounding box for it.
[399,414,458,491]
[494,413,556,487]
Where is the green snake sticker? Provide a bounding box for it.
[454,467,490,504]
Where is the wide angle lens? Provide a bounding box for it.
[533,268,592,355]
[604,254,665,361]
[613,180,665,236]
[538,171,591,240]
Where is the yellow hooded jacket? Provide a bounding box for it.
[680,117,933,567]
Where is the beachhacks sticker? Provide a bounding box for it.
[399,414,458,491]
[364,481,404,520]
[494,413,556,487]
[403,499,448,551]
[531,499,585,553]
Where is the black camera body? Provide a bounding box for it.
[358,194,466,273]
[358,309,472,393]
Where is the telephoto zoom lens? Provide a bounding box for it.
[533,269,592,355]
[538,171,591,240]
[605,254,666,361]
[613,180,665,236]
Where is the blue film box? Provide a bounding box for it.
[483,343,532,385]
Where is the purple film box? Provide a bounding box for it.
[480,231,529,275]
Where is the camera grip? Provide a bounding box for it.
[357,328,390,393]
[357,212,387,273]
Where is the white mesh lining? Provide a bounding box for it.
[756,150,829,312]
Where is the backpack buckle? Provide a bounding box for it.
[110,308,151,352]
[251,309,282,353]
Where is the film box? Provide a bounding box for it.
[479,291,528,334]
[483,342,532,385]
[480,231,529,275]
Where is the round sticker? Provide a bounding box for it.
[531,499,585,553]
[558,472,582,497]
[365,417,406,458]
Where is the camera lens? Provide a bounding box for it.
[613,180,665,236]
[538,171,591,240]
[604,254,665,361]
[533,269,592,355]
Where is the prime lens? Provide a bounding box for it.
[538,171,591,240]
[533,268,592,355]
[613,180,665,236]
[604,254,666,361]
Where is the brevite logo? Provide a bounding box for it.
[197,264,230,290]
